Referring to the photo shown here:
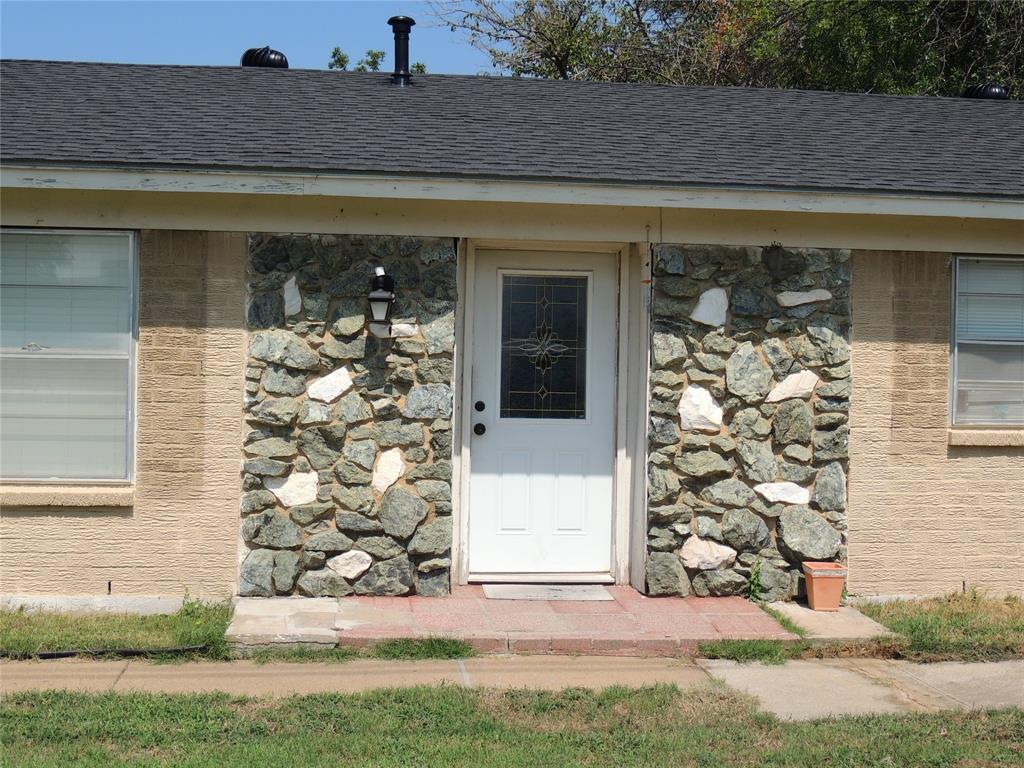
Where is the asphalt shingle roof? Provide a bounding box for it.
[2,59,1023,199]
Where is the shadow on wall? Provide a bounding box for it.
[139,230,247,331]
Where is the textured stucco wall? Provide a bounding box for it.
[847,250,1024,598]
[0,230,247,597]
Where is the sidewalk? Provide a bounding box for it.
[697,658,1024,719]
[3,656,1021,720]
[0,656,707,696]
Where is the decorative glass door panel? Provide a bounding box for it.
[500,274,588,419]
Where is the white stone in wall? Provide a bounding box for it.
[307,367,353,403]
[753,481,810,504]
[369,322,418,338]
[689,287,728,327]
[677,385,723,433]
[765,370,819,402]
[264,470,318,507]
[326,550,373,580]
[776,289,832,307]
[372,447,406,494]
[283,275,302,316]
[680,536,737,570]
[390,323,418,337]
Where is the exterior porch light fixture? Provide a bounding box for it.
[368,267,397,324]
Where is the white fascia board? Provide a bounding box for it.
[3,165,1022,221]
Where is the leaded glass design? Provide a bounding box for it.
[499,274,587,419]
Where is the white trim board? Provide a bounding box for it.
[454,240,646,586]
[451,239,472,586]
[7,188,1023,256]
[4,165,1022,221]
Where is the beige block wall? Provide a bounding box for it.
[0,231,247,598]
[848,250,1024,597]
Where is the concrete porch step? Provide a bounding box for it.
[226,586,797,656]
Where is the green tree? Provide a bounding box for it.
[328,48,428,73]
[433,0,1023,95]
[356,49,387,71]
[328,47,350,70]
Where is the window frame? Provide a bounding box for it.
[0,227,139,484]
[950,253,1024,428]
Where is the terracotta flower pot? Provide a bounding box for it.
[802,561,847,611]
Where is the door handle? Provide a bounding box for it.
[473,423,486,436]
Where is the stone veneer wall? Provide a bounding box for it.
[645,243,852,600]
[238,234,457,597]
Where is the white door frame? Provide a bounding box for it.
[451,239,651,586]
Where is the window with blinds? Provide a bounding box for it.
[0,230,136,480]
[953,256,1024,426]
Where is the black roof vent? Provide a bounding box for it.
[387,16,415,86]
[963,83,1009,100]
[241,46,289,69]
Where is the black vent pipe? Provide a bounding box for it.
[241,46,289,68]
[963,83,1010,100]
[388,16,415,85]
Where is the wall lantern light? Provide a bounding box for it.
[368,266,397,324]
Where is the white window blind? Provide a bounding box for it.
[0,230,135,480]
[953,257,1024,426]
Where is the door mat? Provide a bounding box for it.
[482,584,614,601]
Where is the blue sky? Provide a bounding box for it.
[0,1,492,73]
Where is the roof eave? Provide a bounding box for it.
[3,162,1023,221]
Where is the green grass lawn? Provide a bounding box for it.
[700,591,1024,664]
[0,604,475,663]
[2,685,1021,768]
[247,638,476,664]
[0,600,232,660]
[859,591,1024,662]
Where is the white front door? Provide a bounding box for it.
[468,249,617,578]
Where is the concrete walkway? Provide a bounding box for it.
[697,658,1024,719]
[0,656,707,696]
[767,601,896,643]
[3,656,1021,720]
